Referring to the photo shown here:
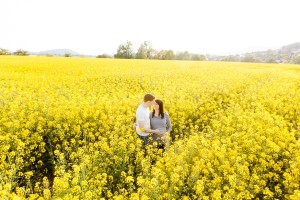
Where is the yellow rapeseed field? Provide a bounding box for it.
[0,56,300,199]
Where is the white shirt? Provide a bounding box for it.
[135,104,150,136]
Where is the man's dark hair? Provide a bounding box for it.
[144,93,155,102]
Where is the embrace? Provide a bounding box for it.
[135,93,172,149]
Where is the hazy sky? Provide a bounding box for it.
[1,0,300,55]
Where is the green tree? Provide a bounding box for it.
[164,50,175,60]
[153,50,175,60]
[136,41,154,59]
[292,53,300,64]
[242,54,257,63]
[176,51,190,60]
[191,54,207,61]
[0,48,10,55]
[153,50,163,60]
[96,54,111,58]
[114,41,134,59]
[64,53,72,57]
[13,49,29,56]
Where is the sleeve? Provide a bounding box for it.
[136,109,145,122]
[165,113,172,132]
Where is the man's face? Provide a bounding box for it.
[151,99,156,108]
[146,100,155,108]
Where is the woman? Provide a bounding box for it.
[150,99,172,149]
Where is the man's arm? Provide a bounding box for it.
[137,121,161,134]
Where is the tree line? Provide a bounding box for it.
[0,49,29,56]
[108,41,207,61]
[0,48,74,57]
[98,41,300,64]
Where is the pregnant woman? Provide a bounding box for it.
[150,99,172,150]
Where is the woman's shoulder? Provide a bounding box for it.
[164,112,169,116]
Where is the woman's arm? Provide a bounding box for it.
[166,113,172,132]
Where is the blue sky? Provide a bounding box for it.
[1,0,300,55]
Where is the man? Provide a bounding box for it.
[136,93,161,145]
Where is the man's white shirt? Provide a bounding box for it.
[136,104,150,136]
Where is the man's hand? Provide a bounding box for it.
[152,129,162,135]
[133,123,137,129]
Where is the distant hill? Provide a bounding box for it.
[211,42,300,64]
[37,49,80,56]
[280,42,300,54]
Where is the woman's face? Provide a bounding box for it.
[153,101,159,110]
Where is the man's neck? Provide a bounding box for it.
[142,103,148,108]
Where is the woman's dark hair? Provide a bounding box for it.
[152,99,164,119]
[144,93,155,102]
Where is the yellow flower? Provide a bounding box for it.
[139,128,145,132]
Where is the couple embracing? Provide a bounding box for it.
[135,93,172,149]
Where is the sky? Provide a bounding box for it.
[1,0,300,56]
